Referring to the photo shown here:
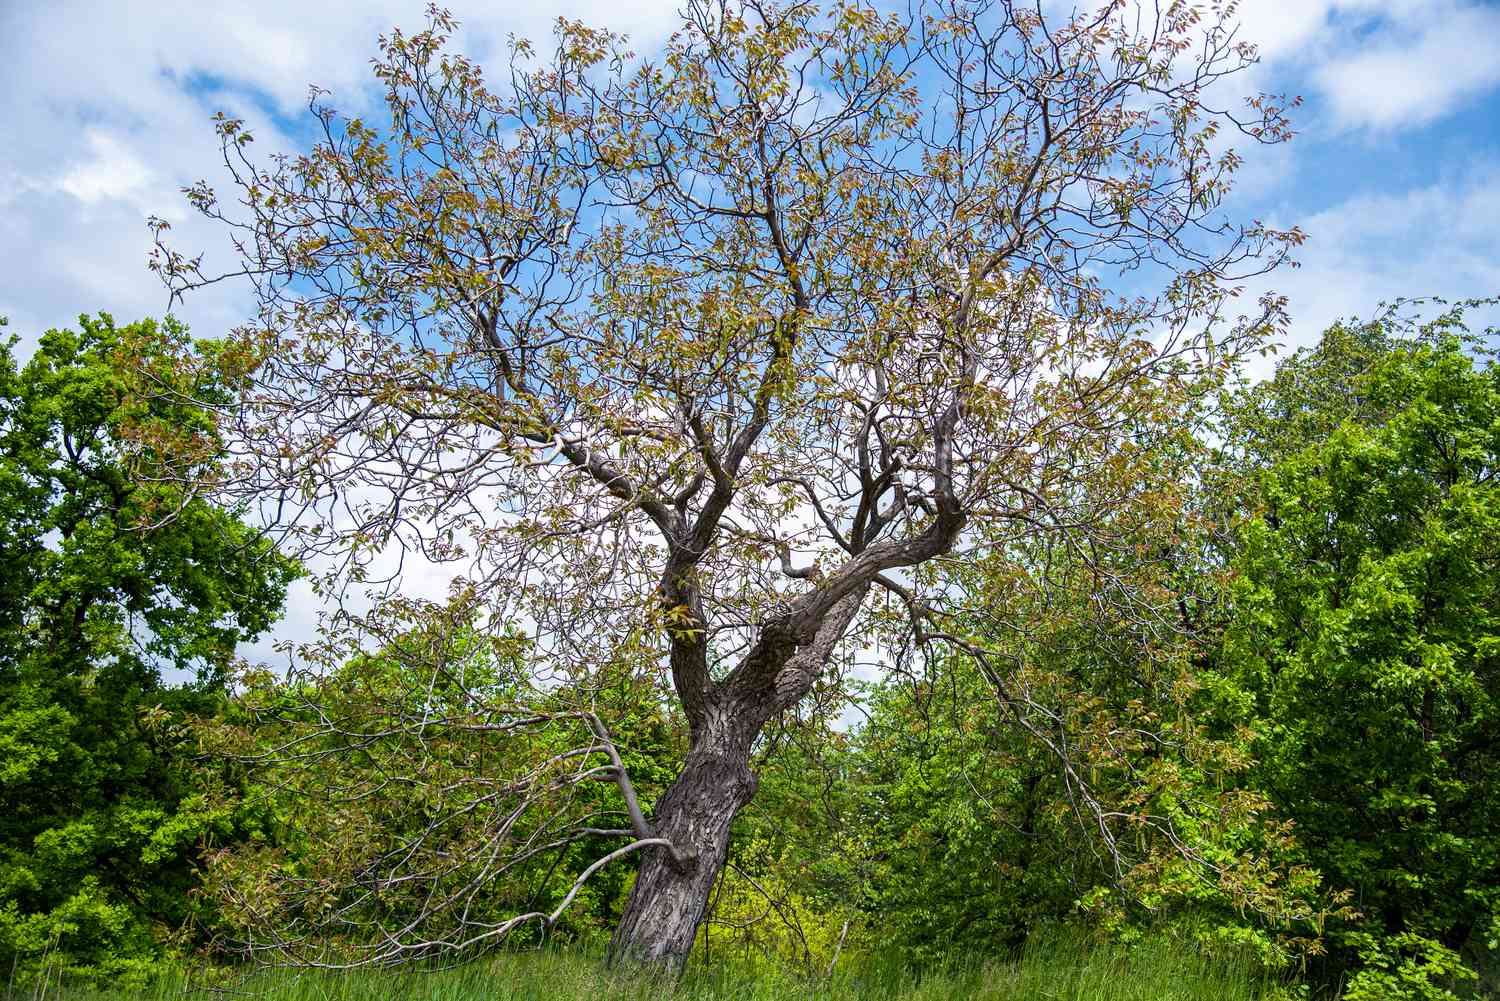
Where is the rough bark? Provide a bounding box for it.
[607,707,759,973]
[607,589,871,973]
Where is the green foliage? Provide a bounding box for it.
[698,834,871,976]
[850,674,1086,963]
[1220,310,1500,997]
[842,658,1324,972]
[0,315,299,983]
[1341,931,1476,1001]
[701,721,875,974]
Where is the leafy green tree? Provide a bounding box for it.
[1220,311,1500,999]
[0,314,299,982]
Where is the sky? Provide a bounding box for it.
[2,0,1498,354]
[3,0,1499,665]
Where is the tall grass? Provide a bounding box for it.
[18,934,1292,1001]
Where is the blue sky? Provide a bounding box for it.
[3,0,1498,660]
[2,1,1497,364]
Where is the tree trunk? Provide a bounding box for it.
[607,589,872,974]
[607,710,759,974]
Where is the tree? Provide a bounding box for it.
[1218,309,1500,999]
[150,0,1299,972]
[0,314,299,981]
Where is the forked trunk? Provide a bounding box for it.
[607,717,759,974]
[607,590,872,973]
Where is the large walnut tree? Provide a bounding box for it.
[150,0,1300,972]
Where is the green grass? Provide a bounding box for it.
[17,935,1292,1001]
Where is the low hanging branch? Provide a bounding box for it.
[196,599,686,968]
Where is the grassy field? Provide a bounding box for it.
[16,935,1297,1001]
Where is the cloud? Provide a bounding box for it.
[1313,3,1500,129]
[1209,0,1500,132]
[5,0,679,120]
[55,131,156,205]
[4,0,1498,344]
[1235,160,1500,379]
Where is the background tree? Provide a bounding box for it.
[151,0,1299,972]
[1215,307,1500,999]
[840,425,1327,971]
[0,314,298,982]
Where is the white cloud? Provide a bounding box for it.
[0,0,680,345]
[1235,161,1500,379]
[1201,0,1500,132]
[56,130,156,205]
[1313,4,1500,129]
[3,0,1497,344]
[1232,1,1340,60]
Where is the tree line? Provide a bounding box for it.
[5,302,1495,1000]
